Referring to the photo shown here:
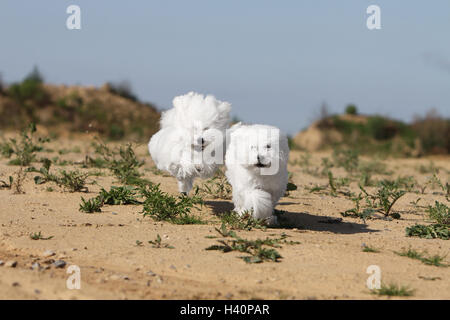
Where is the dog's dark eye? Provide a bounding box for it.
[266,144,271,149]
[204,127,209,130]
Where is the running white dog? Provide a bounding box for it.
[225,123,289,225]
[148,92,231,194]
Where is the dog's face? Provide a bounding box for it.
[228,124,289,175]
[172,92,231,151]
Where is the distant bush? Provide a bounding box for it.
[0,73,4,94]
[412,110,450,154]
[24,66,44,83]
[106,81,138,102]
[6,66,49,122]
[345,104,358,115]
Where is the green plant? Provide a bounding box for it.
[327,171,351,196]
[205,224,299,263]
[374,180,406,217]
[219,210,266,230]
[4,123,49,166]
[362,245,379,253]
[140,184,204,224]
[135,240,143,247]
[30,231,54,240]
[0,176,13,189]
[417,161,440,174]
[332,149,359,173]
[28,159,89,192]
[93,141,150,185]
[395,248,448,267]
[148,234,175,249]
[0,141,14,158]
[79,196,103,213]
[426,174,450,200]
[427,201,449,226]
[406,224,449,240]
[194,169,232,200]
[372,283,414,297]
[58,170,89,192]
[341,194,374,222]
[99,186,141,205]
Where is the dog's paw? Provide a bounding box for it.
[263,215,278,227]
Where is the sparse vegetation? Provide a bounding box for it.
[406,201,449,240]
[372,283,415,297]
[194,169,232,200]
[99,186,140,205]
[30,231,54,240]
[406,224,449,240]
[79,196,103,213]
[1,123,49,166]
[219,210,266,230]
[28,159,89,192]
[205,224,299,263]
[0,176,13,189]
[148,234,175,249]
[106,81,138,102]
[140,184,204,224]
[395,248,448,267]
[427,201,450,226]
[92,141,151,185]
[362,245,379,253]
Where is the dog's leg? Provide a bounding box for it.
[243,189,275,221]
[177,177,194,195]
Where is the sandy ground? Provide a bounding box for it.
[0,137,448,300]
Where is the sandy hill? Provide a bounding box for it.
[0,81,160,141]
[293,112,449,156]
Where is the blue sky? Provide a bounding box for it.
[0,1,449,134]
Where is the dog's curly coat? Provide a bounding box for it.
[225,123,289,225]
[148,92,231,194]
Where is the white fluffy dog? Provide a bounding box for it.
[225,123,289,225]
[148,92,231,194]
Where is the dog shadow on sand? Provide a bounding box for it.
[205,200,377,235]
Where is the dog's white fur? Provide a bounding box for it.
[225,123,289,225]
[148,92,231,194]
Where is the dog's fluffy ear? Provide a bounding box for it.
[172,92,194,110]
[229,122,242,132]
[217,101,231,116]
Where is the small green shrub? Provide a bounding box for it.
[205,224,299,264]
[148,234,175,249]
[406,224,449,240]
[219,210,266,230]
[194,169,232,200]
[395,248,448,267]
[3,123,49,166]
[79,196,103,213]
[28,160,88,192]
[332,149,359,173]
[99,186,140,205]
[427,201,449,226]
[140,184,204,224]
[372,283,414,297]
[30,231,53,240]
[345,104,358,115]
[0,176,13,189]
[93,141,150,185]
